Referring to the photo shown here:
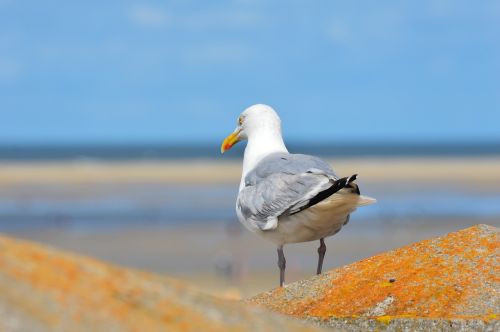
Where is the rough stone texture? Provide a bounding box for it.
[249,224,499,331]
[0,235,324,332]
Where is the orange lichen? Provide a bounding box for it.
[376,315,392,324]
[0,235,320,331]
[250,225,499,321]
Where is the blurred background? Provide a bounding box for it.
[0,1,499,297]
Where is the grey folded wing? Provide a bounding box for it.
[237,153,356,231]
[237,171,334,230]
[244,153,337,185]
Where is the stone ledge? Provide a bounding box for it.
[249,224,499,331]
[0,234,323,332]
[309,316,499,332]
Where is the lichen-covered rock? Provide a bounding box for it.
[0,235,323,332]
[249,224,499,331]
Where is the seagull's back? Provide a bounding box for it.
[244,152,337,186]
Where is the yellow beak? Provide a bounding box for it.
[221,128,241,153]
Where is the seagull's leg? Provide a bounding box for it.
[317,238,326,275]
[277,245,286,287]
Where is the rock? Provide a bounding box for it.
[249,224,499,331]
[0,235,324,332]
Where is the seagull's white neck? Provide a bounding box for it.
[240,130,288,191]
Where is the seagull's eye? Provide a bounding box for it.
[238,116,244,126]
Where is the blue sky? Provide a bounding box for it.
[0,1,499,144]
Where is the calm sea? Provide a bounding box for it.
[0,142,499,160]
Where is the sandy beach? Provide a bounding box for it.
[0,157,500,188]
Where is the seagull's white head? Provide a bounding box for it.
[221,104,283,153]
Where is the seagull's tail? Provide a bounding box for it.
[342,174,377,206]
[357,195,377,206]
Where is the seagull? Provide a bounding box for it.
[221,104,376,287]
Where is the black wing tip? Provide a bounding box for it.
[346,174,358,183]
[337,174,357,187]
[290,174,357,215]
[345,174,360,194]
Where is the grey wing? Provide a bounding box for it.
[237,169,357,231]
[244,152,338,187]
